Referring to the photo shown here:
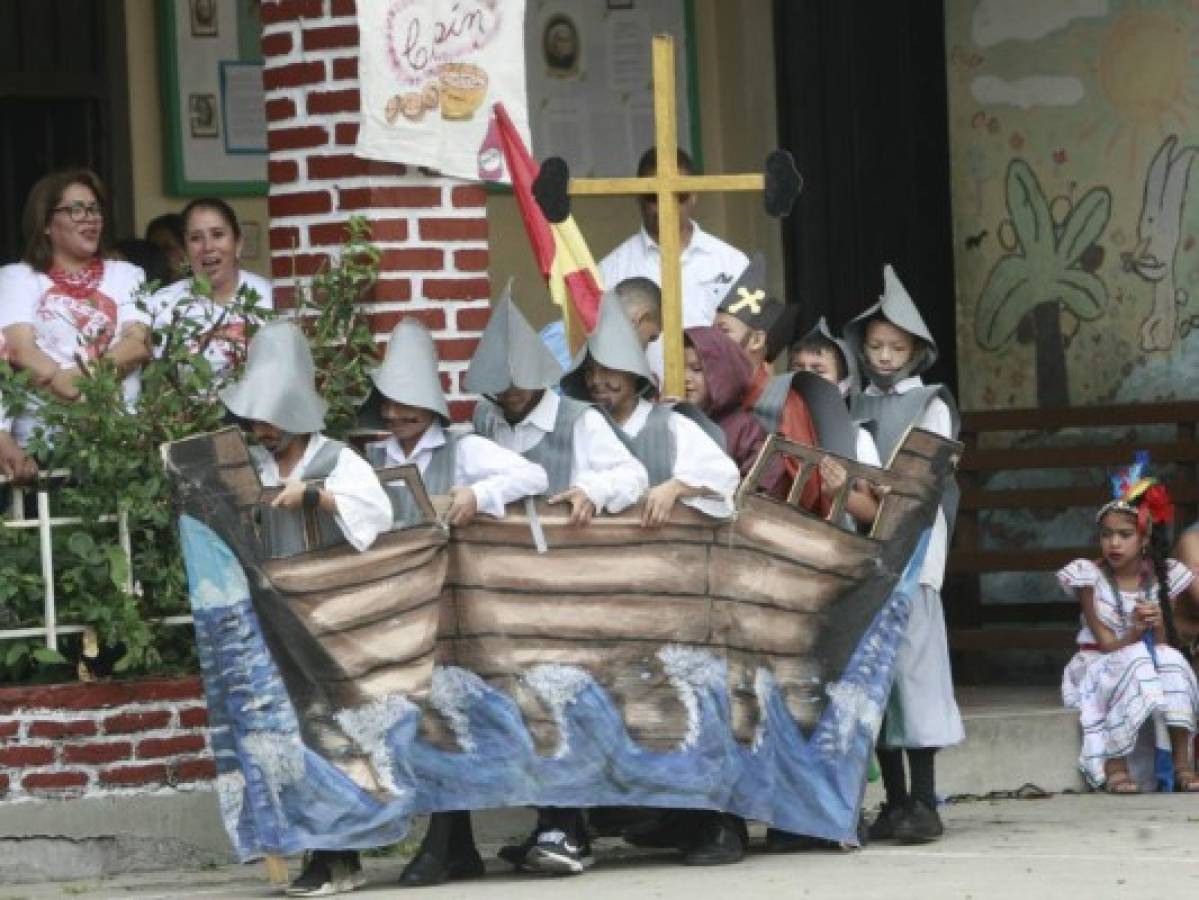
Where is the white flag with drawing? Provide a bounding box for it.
[356,0,530,183]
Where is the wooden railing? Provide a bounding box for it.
[947,401,1199,652]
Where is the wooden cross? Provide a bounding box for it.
[542,34,800,397]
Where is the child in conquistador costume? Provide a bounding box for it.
[844,265,964,844]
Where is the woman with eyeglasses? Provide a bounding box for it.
[0,169,151,444]
[148,197,272,378]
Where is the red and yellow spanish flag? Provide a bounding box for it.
[492,102,603,340]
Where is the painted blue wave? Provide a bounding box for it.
[179,514,925,858]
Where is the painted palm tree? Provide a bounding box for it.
[975,159,1111,408]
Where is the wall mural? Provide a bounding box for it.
[947,0,1199,410]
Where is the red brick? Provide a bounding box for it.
[303,24,359,52]
[308,222,352,246]
[373,278,412,302]
[332,57,358,80]
[268,125,330,153]
[270,226,302,251]
[0,721,18,741]
[103,710,172,734]
[178,707,209,729]
[272,253,329,278]
[450,185,487,208]
[307,153,373,180]
[261,31,293,57]
[259,0,324,26]
[269,191,333,218]
[99,763,168,787]
[173,758,218,782]
[423,278,491,301]
[455,306,492,332]
[138,735,208,759]
[269,159,300,185]
[265,97,297,123]
[307,89,360,115]
[0,746,53,766]
[0,677,202,714]
[419,218,489,242]
[0,773,8,793]
[28,719,98,739]
[63,741,132,764]
[339,186,441,210]
[380,248,444,271]
[331,0,357,15]
[448,399,476,422]
[454,249,488,272]
[262,60,325,92]
[335,122,360,146]
[436,338,480,362]
[367,219,410,243]
[274,286,297,310]
[370,308,447,334]
[21,771,88,793]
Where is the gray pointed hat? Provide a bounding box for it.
[843,264,938,376]
[716,252,783,333]
[800,316,861,398]
[560,291,653,401]
[358,318,450,429]
[218,320,327,434]
[464,281,564,394]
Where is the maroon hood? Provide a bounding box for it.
[684,326,775,481]
[685,326,754,418]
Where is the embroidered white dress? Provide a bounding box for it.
[1059,558,1199,787]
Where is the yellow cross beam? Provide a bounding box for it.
[564,35,774,398]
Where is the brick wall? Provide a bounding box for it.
[261,0,491,422]
[0,677,213,801]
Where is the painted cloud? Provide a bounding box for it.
[972,0,1107,48]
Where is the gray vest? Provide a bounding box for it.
[366,435,458,528]
[472,396,590,494]
[852,385,961,529]
[254,438,348,559]
[604,404,675,487]
[750,373,794,435]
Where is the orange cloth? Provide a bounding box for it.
[743,366,828,514]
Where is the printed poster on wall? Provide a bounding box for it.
[356,0,531,183]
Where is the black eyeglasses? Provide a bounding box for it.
[52,202,103,223]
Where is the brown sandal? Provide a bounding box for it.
[1174,769,1199,792]
[1104,772,1140,794]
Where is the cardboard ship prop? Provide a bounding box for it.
[163,425,959,858]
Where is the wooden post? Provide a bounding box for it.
[263,855,290,885]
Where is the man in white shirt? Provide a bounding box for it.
[359,317,548,528]
[598,148,748,329]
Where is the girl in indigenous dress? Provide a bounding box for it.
[0,169,150,445]
[1060,454,1199,793]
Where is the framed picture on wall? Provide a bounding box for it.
[159,0,266,195]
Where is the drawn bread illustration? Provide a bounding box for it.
[400,92,425,122]
[421,82,440,111]
[437,63,489,120]
[384,95,401,124]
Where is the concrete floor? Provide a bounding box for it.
[7,793,1199,900]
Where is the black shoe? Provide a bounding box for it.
[497,826,539,872]
[867,802,906,842]
[524,828,593,875]
[682,814,747,866]
[893,800,943,844]
[286,850,366,896]
[622,810,698,850]
[397,846,484,887]
[763,828,839,853]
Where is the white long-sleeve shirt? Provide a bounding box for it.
[485,391,648,514]
[864,376,952,589]
[372,423,548,519]
[622,399,737,519]
[252,433,392,552]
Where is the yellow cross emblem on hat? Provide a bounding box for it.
[728,287,766,316]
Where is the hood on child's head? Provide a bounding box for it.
[684,325,755,416]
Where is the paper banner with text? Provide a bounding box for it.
[356,0,530,182]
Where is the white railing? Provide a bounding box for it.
[1,473,191,652]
